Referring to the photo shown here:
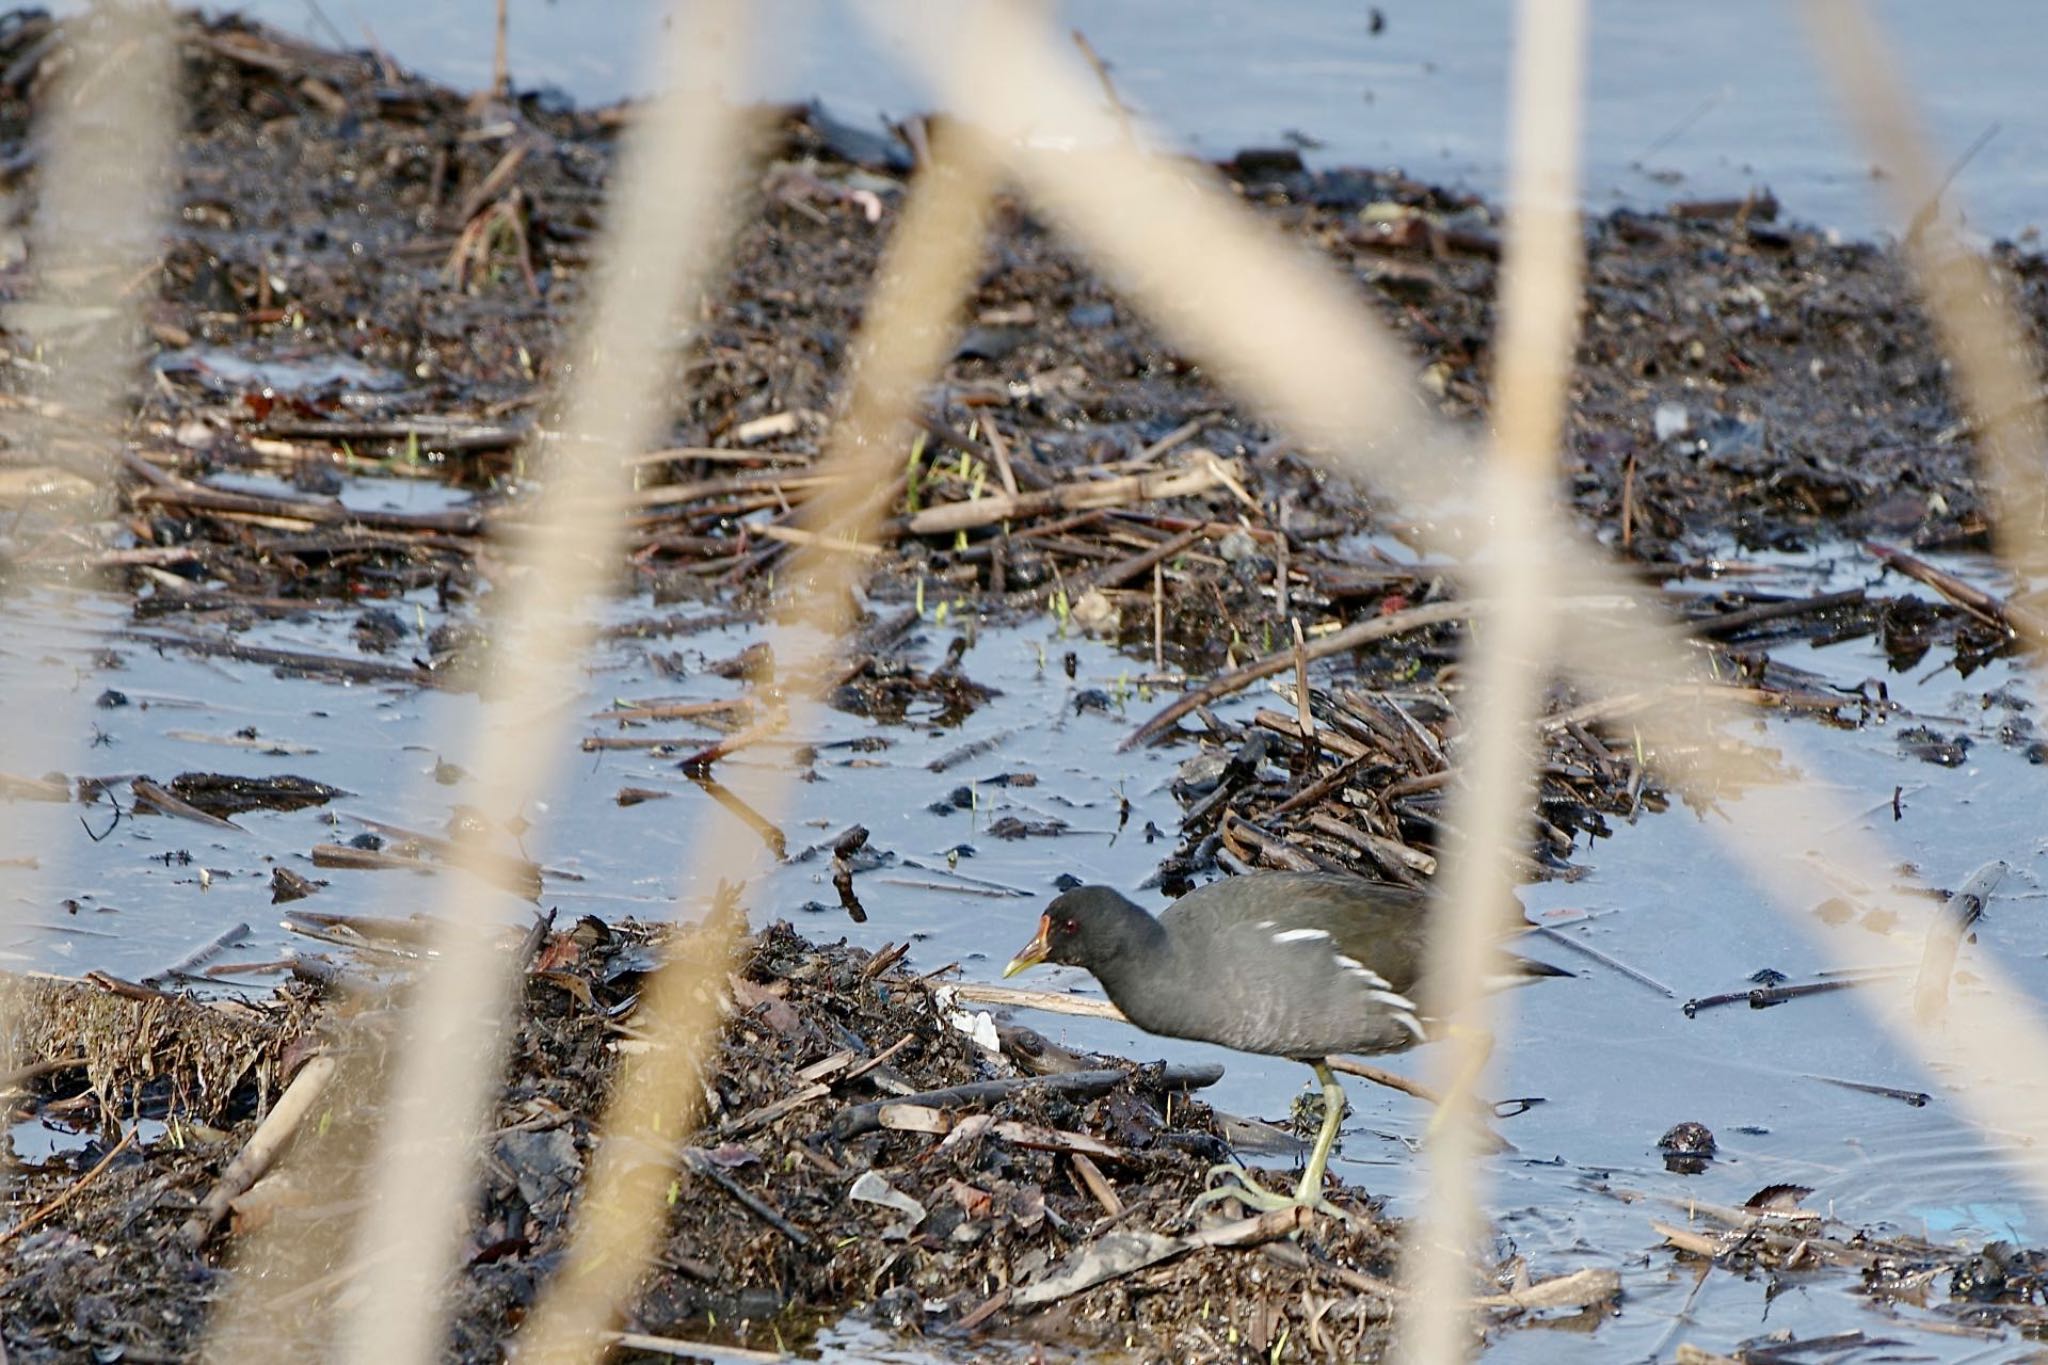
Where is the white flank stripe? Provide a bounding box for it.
[1334,955,1390,988]
[1366,988,1418,1016]
[1273,928,1329,944]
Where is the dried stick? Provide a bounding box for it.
[1914,860,2006,1023]
[1069,28,1136,146]
[1529,923,1673,998]
[1089,524,1202,590]
[981,415,1021,497]
[1152,562,1166,672]
[123,452,483,535]
[1692,587,1866,639]
[952,981,1122,1018]
[1016,1206,1309,1307]
[145,922,251,986]
[904,456,1241,536]
[1291,618,1314,745]
[130,777,243,832]
[591,697,752,723]
[832,1064,1223,1138]
[1123,599,1472,749]
[1327,1056,1441,1107]
[1867,540,2048,639]
[0,1127,139,1249]
[179,1053,338,1249]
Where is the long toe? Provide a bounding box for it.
[1192,1162,1293,1213]
[1191,1164,1367,1229]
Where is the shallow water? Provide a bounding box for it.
[202,0,2048,239]
[6,527,2048,1355]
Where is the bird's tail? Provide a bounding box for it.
[1496,952,1575,984]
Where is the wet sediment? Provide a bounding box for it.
[1,7,2045,1361]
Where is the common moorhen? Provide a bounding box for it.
[1003,871,1568,1217]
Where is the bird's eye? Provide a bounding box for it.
[1058,918,1079,935]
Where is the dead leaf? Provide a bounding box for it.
[730,974,801,1033]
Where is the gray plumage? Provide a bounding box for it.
[1024,872,1566,1061]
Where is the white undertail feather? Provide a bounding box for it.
[1360,984,1425,1042]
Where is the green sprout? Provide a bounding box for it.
[903,431,929,513]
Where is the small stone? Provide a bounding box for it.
[1217,530,1258,563]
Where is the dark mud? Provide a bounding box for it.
[3,8,2047,1363]
[4,917,1436,1363]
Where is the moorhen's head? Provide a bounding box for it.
[1003,885,1151,977]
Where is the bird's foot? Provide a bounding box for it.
[1191,1161,1366,1229]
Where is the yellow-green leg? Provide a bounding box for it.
[1294,1061,1345,1201]
[1193,1061,1361,1226]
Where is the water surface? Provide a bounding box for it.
[212,0,2048,238]
[6,537,2047,1356]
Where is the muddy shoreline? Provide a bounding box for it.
[3,8,2047,1363]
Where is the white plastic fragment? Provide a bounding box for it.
[933,985,1001,1053]
[850,1170,927,1228]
